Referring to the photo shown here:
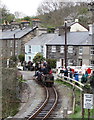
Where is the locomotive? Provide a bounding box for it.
[35,70,54,87]
[40,73,54,87]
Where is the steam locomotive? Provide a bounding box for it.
[35,71,54,87]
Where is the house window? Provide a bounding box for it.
[41,46,43,53]
[15,50,18,55]
[90,60,94,66]
[79,46,83,55]
[60,46,64,53]
[68,59,73,66]
[28,56,31,61]
[51,46,56,52]
[28,45,31,53]
[90,47,94,55]
[11,51,12,56]
[68,46,73,53]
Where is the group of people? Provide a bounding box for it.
[58,67,93,84]
[34,61,52,80]
[23,61,34,71]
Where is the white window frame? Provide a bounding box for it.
[60,46,64,53]
[68,59,73,65]
[28,45,31,53]
[41,45,43,53]
[15,50,18,55]
[51,46,56,52]
[90,60,94,66]
[79,46,83,55]
[28,56,31,61]
[11,51,12,56]
[90,47,94,55]
[68,46,73,53]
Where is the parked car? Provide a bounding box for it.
[17,65,23,70]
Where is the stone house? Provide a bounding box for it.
[25,24,94,68]
[0,25,37,67]
[46,24,94,68]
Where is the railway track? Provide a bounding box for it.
[27,86,58,120]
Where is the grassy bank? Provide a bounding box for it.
[55,78,94,119]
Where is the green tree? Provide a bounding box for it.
[0,5,15,24]
[33,53,45,63]
[46,59,56,68]
[22,16,31,21]
[18,54,25,63]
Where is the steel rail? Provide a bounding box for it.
[42,86,58,120]
[27,86,49,120]
[27,86,58,120]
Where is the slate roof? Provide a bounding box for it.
[25,33,56,45]
[0,27,37,40]
[25,32,94,46]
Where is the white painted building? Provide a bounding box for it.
[69,19,88,32]
[25,33,55,62]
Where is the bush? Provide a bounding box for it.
[47,27,55,33]
[10,55,17,62]
[33,53,45,63]
[18,54,25,63]
[46,59,56,68]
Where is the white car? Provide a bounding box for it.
[17,65,23,70]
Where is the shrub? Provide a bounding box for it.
[18,54,25,63]
[46,59,56,68]
[33,53,45,63]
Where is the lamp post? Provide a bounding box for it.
[64,21,67,68]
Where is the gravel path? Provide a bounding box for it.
[13,71,45,118]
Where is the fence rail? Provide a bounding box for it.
[57,74,84,91]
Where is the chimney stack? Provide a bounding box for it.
[89,24,94,35]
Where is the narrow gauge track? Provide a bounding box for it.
[27,86,58,120]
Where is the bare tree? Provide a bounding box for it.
[37,0,89,27]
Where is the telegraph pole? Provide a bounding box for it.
[14,34,15,56]
[64,21,67,68]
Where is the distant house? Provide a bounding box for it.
[67,19,88,32]
[0,25,37,67]
[25,24,94,67]
[32,18,41,27]
[25,33,55,62]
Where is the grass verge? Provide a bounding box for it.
[55,78,94,119]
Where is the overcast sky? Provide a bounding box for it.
[2,0,43,17]
[1,0,93,17]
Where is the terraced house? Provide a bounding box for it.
[46,24,94,67]
[25,23,94,68]
[0,22,37,67]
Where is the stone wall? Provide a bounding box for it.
[2,68,21,118]
[46,45,78,66]
[0,40,3,118]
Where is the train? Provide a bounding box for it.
[35,71,54,87]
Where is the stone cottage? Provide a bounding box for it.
[0,24,37,67]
